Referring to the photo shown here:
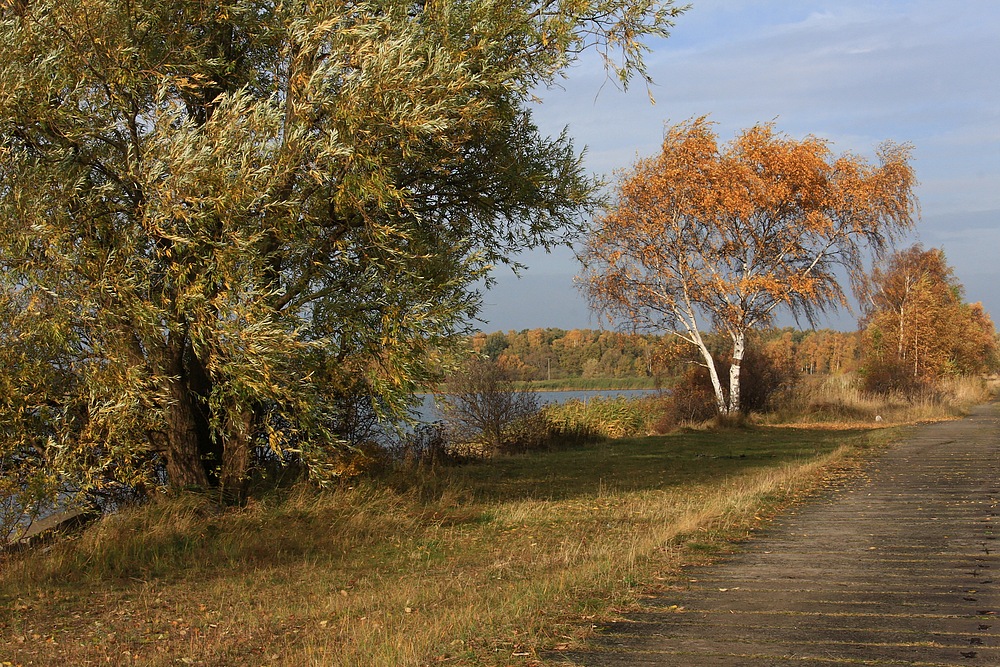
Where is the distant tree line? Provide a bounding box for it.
[469,245,999,399]
[467,327,866,383]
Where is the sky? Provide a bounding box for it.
[476,0,1000,333]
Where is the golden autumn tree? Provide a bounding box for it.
[0,0,687,512]
[861,245,998,391]
[581,118,918,415]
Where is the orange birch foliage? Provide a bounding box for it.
[582,117,918,414]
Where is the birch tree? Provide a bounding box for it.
[581,118,917,415]
[0,0,687,505]
[861,245,998,389]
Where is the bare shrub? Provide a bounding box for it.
[438,359,540,456]
[394,423,463,467]
[668,366,719,424]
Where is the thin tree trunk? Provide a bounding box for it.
[692,332,728,415]
[898,277,909,358]
[728,332,745,414]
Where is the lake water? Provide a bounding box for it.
[413,388,660,423]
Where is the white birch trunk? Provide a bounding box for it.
[691,331,728,415]
[677,296,728,415]
[728,331,745,414]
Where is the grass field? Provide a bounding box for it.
[0,422,898,666]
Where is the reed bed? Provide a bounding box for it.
[540,395,659,440]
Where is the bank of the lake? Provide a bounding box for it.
[414,388,661,422]
[517,377,660,391]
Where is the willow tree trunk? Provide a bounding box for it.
[219,408,254,500]
[163,372,211,490]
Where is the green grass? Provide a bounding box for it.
[1,423,896,666]
[442,426,856,501]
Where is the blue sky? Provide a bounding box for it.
[477,0,1000,332]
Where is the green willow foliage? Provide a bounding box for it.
[0,0,686,506]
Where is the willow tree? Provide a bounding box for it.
[582,118,918,415]
[0,0,687,506]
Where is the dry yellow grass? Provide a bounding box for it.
[762,373,992,427]
[0,423,893,666]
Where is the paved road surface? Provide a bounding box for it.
[553,404,1000,666]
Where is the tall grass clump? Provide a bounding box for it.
[541,395,658,440]
[764,373,993,425]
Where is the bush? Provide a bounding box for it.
[393,422,463,466]
[438,359,540,456]
[663,343,798,427]
[860,358,926,396]
[653,368,718,430]
[739,345,799,413]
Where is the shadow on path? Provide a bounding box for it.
[551,404,1000,666]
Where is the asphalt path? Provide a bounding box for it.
[553,404,1000,666]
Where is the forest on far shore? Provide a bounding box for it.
[468,327,861,384]
[471,248,1000,392]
